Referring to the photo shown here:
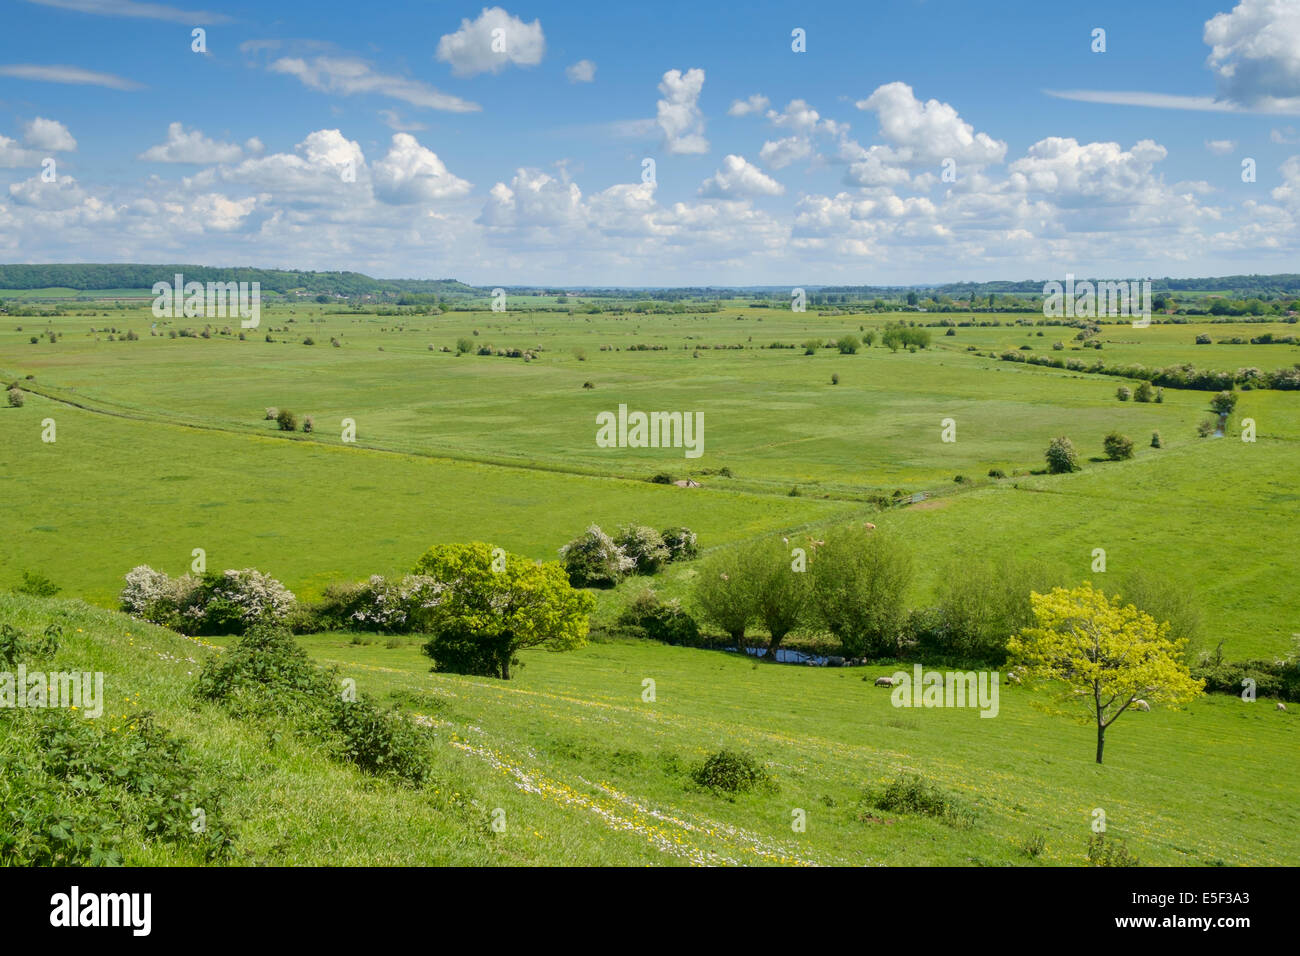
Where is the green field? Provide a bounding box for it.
[3,303,1297,656]
[3,298,1298,868]
[3,592,1296,866]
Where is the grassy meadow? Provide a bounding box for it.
[2,297,1298,867]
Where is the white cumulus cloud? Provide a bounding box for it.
[699,154,783,199]
[139,122,245,163]
[436,7,545,78]
[657,68,709,155]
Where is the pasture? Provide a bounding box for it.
[2,301,1297,657]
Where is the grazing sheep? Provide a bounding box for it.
[863,522,877,530]
[1133,699,1150,712]
[1278,702,1288,712]
[807,537,826,548]
[1006,670,1021,685]
[875,676,896,687]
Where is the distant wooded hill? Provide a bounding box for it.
[3,264,1300,300]
[0,264,478,297]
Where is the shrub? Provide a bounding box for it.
[802,338,822,355]
[831,372,840,385]
[1195,333,1211,344]
[119,565,198,629]
[1045,436,1081,474]
[330,697,432,785]
[614,524,670,575]
[276,409,298,431]
[1134,380,1154,403]
[864,772,974,829]
[690,749,774,795]
[1197,418,1216,438]
[302,415,314,433]
[1155,387,1164,403]
[987,468,1006,479]
[0,708,234,864]
[455,337,473,354]
[314,574,446,633]
[836,334,859,354]
[0,622,60,669]
[1087,833,1139,867]
[195,622,335,712]
[1210,390,1238,414]
[617,590,700,644]
[5,387,22,407]
[559,524,634,588]
[14,570,60,597]
[302,337,315,346]
[1151,430,1162,448]
[660,526,698,561]
[649,472,675,484]
[1116,385,1131,401]
[810,527,912,658]
[264,407,278,420]
[196,624,432,784]
[1103,431,1135,460]
[183,569,298,635]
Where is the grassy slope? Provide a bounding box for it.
[3,592,1296,866]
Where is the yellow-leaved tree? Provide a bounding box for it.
[1007,583,1204,764]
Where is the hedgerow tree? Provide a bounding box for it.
[1007,584,1204,764]
[809,527,912,658]
[691,547,756,648]
[747,540,812,660]
[414,543,594,680]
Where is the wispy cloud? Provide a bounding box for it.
[22,0,231,25]
[268,55,480,113]
[1044,88,1300,115]
[0,63,143,90]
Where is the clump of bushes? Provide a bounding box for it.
[559,523,696,587]
[690,749,775,796]
[6,387,22,407]
[863,772,975,829]
[615,525,669,574]
[836,334,859,354]
[1151,431,1163,448]
[617,590,700,644]
[276,409,298,432]
[1134,380,1155,403]
[0,707,235,864]
[661,526,698,561]
[120,565,296,636]
[196,624,432,785]
[309,574,446,633]
[559,525,635,588]
[1116,385,1132,401]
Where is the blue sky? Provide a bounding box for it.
[2,0,1300,284]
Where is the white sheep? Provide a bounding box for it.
[875,676,896,687]
[1133,699,1150,712]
